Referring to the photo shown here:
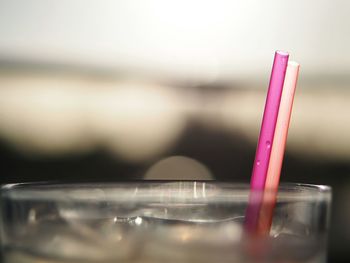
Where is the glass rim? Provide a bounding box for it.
[1,181,331,203]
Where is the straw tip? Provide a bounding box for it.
[288,61,300,68]
[276,50,289,57]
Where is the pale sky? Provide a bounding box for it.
[0,0,349,81]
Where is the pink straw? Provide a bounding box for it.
[250,51,289,191]
[257,61,300,235]
[245,51,288,234]
[264,61,300,191]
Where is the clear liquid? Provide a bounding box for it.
[2,216,326,263]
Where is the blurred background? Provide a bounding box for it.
[0,0,349,262]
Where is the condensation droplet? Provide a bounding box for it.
[256,160,261,166]
[135,217,143,226]
[266,141,271,149]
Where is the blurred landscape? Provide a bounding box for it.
[1,0,350,262]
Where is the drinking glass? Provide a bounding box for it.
[0,182,331,263]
